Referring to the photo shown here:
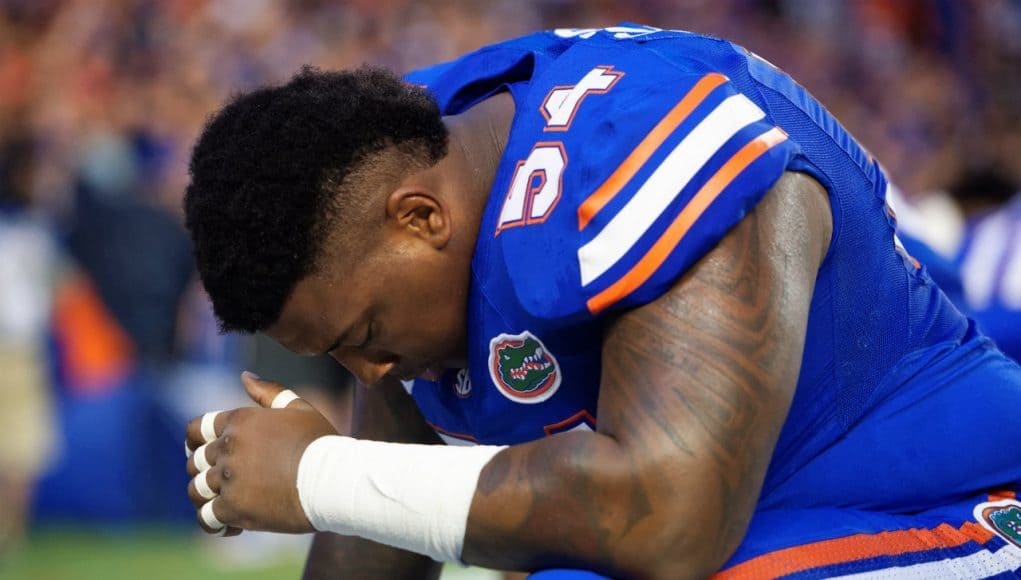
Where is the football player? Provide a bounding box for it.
[183,25,1021,578]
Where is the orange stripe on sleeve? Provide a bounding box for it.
[577,72,729,231]
[586,127,788,315]
[712,522,995,579]
[427,422,480,442]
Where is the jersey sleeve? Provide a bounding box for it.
[499,65,801,324]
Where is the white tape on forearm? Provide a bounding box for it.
[271,389,300,409]
[200,500,225,530]
[193,443,212,472]
[194,469,217,500]
[296,435,505,563]
[200,411,222,443]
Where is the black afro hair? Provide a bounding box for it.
[184,66,448,333]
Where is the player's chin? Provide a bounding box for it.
[391,362,445,382]
[417,365,446,381]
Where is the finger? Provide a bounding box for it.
[190,442,213,473]
[271,389,300,409]
[201,410,222,442]
[188,469,219,506]
[188,435,230,477]
[241,371,313,411]
[185,410,230,449]
[222,526,243,537]
[199,498,228,533]
[188,464,225,507]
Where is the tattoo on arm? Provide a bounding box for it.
[463,172,831,578]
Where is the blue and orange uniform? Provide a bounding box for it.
[404,25,1021,577]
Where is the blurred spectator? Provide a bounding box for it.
[66,181,193,367]
[895,166,1021,361]
[0,124,60,556]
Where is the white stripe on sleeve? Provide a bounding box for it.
[578,93,766,286]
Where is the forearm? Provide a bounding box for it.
[464,431,640,575]
[462,430,739,579]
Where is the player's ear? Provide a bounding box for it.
[385,187,452,249]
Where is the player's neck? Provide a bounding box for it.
[444,91,515,208]
[441,89,514,242]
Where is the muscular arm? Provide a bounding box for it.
[302,377,443,580]
[462,172,832,578]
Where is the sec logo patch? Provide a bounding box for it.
[488,331,561,404]
[454,368,472,398]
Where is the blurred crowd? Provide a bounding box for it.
[1,0,1019,562]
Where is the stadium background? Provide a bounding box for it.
[0,0,1019,578]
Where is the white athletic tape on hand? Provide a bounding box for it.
[194,469,217,500]
[200,411,222,443]
[185,440,193,459]
[200,500,225,531]
[297,435,506,563]
[193,443,212,472]
[270,389,300,409]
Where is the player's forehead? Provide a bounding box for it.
[266,275,344,356]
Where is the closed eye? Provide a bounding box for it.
[357,321,373,350]
[322,321,372,356]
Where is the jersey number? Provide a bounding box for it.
[496,65,622,233]
[496,143,567,233]
[541,66,623,131]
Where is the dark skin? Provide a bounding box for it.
[185,89,832,577]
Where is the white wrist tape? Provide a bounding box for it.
[296,435,505,563]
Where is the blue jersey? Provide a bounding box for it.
[402,26,1021,575]
[403,22,958,448]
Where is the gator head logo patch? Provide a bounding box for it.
[488,331,561,404]
[974,499,1021,549]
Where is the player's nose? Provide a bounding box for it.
[330,349,397,385]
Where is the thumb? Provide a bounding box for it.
[240,371,314,411]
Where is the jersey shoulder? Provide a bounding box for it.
[404,30,567,115]
[476,30,801,325]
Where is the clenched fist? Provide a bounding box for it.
[184,372,338,535]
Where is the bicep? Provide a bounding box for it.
[596,170,831,565]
